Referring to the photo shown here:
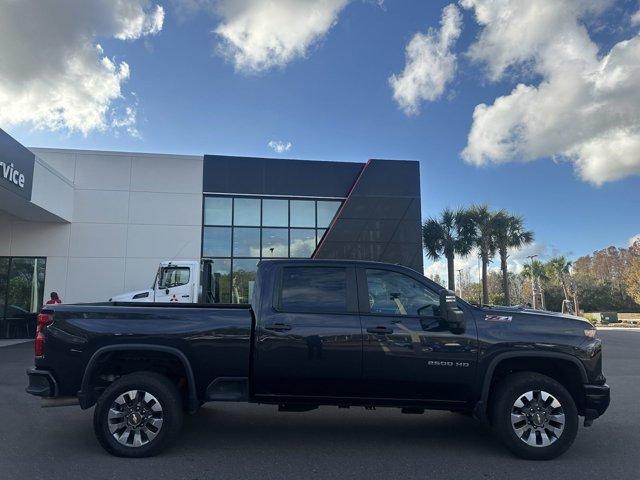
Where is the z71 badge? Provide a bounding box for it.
[484,315,512,322]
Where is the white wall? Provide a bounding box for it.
[2,148,204,303]
[30,157,74,221]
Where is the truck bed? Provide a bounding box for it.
[36,302,254,403]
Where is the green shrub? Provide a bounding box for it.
[582,313,599,325]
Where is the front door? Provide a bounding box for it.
[253,264,363,398]
[359,266,478,402]
[154,265,193,303]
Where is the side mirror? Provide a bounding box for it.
[439,289,465,334]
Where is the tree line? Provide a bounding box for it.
[423,205,533,306]
[423,206,640,313]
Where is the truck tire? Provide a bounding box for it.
[490,372,578,460]
[93,372,183,457]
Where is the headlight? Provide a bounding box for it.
[584,328,597,338]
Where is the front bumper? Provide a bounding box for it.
[26,367,58,397]
[583,383,610,424]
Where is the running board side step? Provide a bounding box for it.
[41,397,80,408]
[278,404,319,412]
[401,407,424,414]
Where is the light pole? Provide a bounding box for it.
[526,254,538,308]
[477,254,481,304]
[457,268,463,298]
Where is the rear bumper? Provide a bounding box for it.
[584,383,610,420]
[26,367,58,397]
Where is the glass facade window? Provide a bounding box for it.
[233,198,261,226]
[262,199,288,227]
[203,227,232,257]
[209,259,231,304]
[204,197,232,225]
[233,227,261,257]
[290,200,315,228]
[262,228,288,257]
[317,201,341,228]
[1,257,46,339]
[202,196,343,304]
[232,259,258,304]
[290,229,316,258]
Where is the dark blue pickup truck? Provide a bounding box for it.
[26,259,609,459]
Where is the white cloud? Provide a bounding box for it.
[213,0,350,73]
[632,8,640,26]
[111,96,141,139]
[460,0,640,185]
[389,4,462,115]
[268,140,293,153]
[0,0,163,135]
[630,234,640,246]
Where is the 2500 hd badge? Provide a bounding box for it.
[428,360,470,368]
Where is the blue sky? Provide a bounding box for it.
[2,0,639,276]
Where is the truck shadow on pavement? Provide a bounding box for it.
[175,403,503,456]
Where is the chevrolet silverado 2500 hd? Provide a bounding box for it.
[26,259,609,459]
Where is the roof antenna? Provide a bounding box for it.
[168,241,190,264]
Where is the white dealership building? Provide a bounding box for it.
[0,128,422,339]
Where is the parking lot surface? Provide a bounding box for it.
[1,331,638,480]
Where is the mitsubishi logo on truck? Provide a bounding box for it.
[1,161,26,189]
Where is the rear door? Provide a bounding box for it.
[253,263,363,398]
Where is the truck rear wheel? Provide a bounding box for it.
[490,372,578,460]
[93,372,183,457]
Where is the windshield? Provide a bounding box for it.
[158,267,190,289]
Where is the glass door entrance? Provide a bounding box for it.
[0,257,46,339]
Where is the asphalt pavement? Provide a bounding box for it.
[1,331,638,480]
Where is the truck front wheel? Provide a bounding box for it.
[490,372,578,460]
[93,372,183,457]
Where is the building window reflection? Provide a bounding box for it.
[202,196,343,304]
[290,200,316,228]
[233,198,261,226]
[290,229,315,258]
[202,227,232,257]
[204,197,232,225]
[1,257,46,339]
[233,227,260,257]
[262,228,288,257]
[262,199,288,227]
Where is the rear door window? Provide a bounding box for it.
[279,267,347,312]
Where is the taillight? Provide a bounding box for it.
[35,313,53,357]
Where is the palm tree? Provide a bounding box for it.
[522,259,548,309]
[470,205,499,305]
[546,256,573,305]
[493,212,534,305]
[423,208,475,290]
